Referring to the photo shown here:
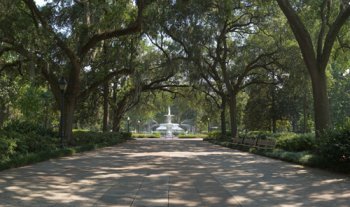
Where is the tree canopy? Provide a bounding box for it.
[1,0,349,143]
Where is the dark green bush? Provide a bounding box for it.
[238,131,279,142]
[18,133,57,153]
[276,133,316,152]
[1,124,131,158]
[319,122,350,162]
[0,148,76,171]
[1,130,58,153]
[0,135,17,160]
[0,130,131,171]
[206,131,231,141]
[73,131,131,145]
[4,120,56,137]
[245,131,273,139]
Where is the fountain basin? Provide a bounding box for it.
[155,123,184,135]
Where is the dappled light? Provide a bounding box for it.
[0,140,349,206]
[1,0,350,206]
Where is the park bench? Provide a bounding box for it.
[232,138,243,144]
[240,137,256,147]
[232,136,276,150]
[255,138,276,150]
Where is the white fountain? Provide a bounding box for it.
[155,106,184,138]
[165,106,174,138]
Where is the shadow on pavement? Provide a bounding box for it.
[0,140,349,207]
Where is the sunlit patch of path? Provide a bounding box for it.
[0,139,349,206]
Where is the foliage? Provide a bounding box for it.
[73,131,131,145]
[1,121,58,154]
[0,77,57,130]
[329,62,350,126]
[4,120,56,137]
[205,131,232,141]
[257,149,320,165]
[131,133,160,138]
[244,86,273,131]
[238,131,316,152]
[0,74,20,128]
[275,133,316,152]
[4,131,58,154]
[319,120,350,162]
[0,135,16,160]
[16,85,55,126]
[206,139,350,173]
[0,0,350,153]
[240,131,275,139]
[0,130,131,171]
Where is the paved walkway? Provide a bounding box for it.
[0,139,349,207]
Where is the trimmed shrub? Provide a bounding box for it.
[0,131,131,171]
[276,133,316,152]
[319,122,350,162]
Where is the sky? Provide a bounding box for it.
[35,0,49,6]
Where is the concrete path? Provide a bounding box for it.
[0,139,349,207]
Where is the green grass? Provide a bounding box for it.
[72,129,91,132]
[178,134,207,138]
[132,133,161,138]
[131,133,207,138]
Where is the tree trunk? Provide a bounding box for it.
[303,90,307,133]
[272,118,277,133]
[228,94,238,138]
[63,97,75,145]
[220,96,226,136]
[219,57,238,138]
[62,63,81,145]
[112,115,121,132]
[102,82,109,132]
[0,104,7,128]
[110,84,127,132]
[271,83,277,133]
[275,0,347,138]
[310,69,331,137]
[292,116,298,132]
[84,0,91,25]
[112,108,123,132]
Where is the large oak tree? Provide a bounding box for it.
[276,0,350,137]
[1,0,153,143]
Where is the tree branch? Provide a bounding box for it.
[79,0,151,58]
[79,68,132,99]
[0,47,12,57]
[276,0,318,72]
[316,0,329,63]
[0,61,22,73]
[321,3,350,71]
[23,0,79,67]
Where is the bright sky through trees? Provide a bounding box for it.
[35,0,49,6]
